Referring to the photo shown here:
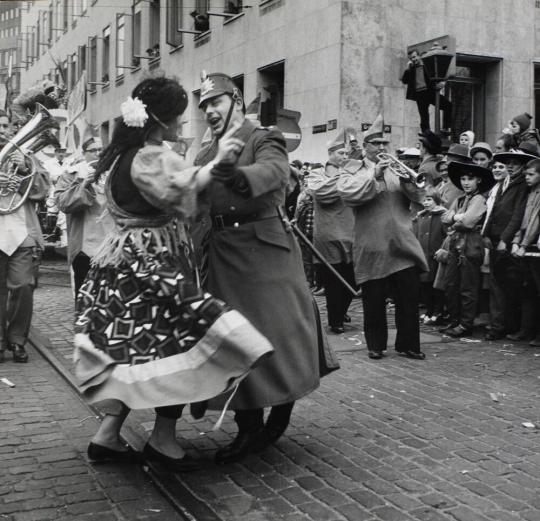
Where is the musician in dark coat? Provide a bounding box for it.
[194,73,321,464]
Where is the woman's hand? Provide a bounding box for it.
[215,122,244,165]
[496,240,507,252]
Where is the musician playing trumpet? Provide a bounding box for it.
[0,110,51,364]
[337,114,428,361]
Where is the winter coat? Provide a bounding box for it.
[413,206,447,281]
[307,163,354,264]
[194,119,320,409]
[482,172,528,246]
[336,158,428,284]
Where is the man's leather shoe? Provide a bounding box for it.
[343,314,351,323]
[445,325,473,338]
[484,331,505,341]
[397,350,426,360]
[88,442,142,464]
[368,350,383,360]
[214,430,261,464]
[11,344,28,363]
[529,336,540,347]
[330,326,345,334]
[251,425,288,453]
[143,443,200,472]
[506,330,535,341]
[0,349,5,363]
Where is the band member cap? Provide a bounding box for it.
[364,114,389,144]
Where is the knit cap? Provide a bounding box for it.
[511,112,533,131]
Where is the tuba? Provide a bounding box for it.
[0,103,60,215]
[376,152,426,188]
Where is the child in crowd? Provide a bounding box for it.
[459,130,475,149]
[504,112,540,149]
[439,162,495,337]
[510,159,540,346]
[470,142,492,169]
[413,188,447,324]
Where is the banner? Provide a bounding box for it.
[67,71,87,126]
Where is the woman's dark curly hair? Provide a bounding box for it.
[94,76,188,178]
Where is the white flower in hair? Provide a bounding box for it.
[121,96,148,128]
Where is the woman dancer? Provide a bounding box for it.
[74,76,272,471]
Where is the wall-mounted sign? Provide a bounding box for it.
[327,119,337,131]
[361,122,392,133]
[312,124,327,134]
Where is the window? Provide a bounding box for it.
[48,4,53,43]
[63,0,69,31]
[78,44,86,76]
[166,0,183,47]
[534,65,540,131]
[55,0,61,40]
[70,53,77,89]
[102,26,110,83]
[224,0,243,14]
[258,61,284,126]
[191,0,209,32]
[82,0,88,12]
[116,14,126,76]
[148,0,160,57]
[132,3,142,65]
[89,36,97,83]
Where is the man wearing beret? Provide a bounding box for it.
[195,72,321,464]
[306,130,356,334]
[337,115,428,361]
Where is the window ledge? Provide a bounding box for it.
[168,43,184,55]
[223,12,245,25]
[115,75,124,86]
[194,31,211,47]
[148,57,160,69]
[101,83,110,92]
[89,88,97,95]
[131,65,141,74]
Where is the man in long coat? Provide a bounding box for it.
[307,131,355,333]
[337,115,428,360]
[195,73,320,464]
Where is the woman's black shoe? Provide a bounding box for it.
[11,344,28,363]
[214,430,261,464]
[143,443,200,472]
[368,351,383,360]
[343,314,351,323]
[330,326,345,334]
[87,442,142,463]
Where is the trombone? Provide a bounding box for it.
[376,152,426,188]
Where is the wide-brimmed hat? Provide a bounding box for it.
[448,161,495,193]
[446,143,472,163]
[493,144,538,165]
[470,142,493,159]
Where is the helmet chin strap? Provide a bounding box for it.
[217,92,239,140]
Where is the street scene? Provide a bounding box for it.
[1,0,540,520]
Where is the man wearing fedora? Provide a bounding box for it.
[482,147,535,340]
[440,162,495,337]
[307,130,355,334]
[194,72,322,463]
[418,130,443,186]
[337,115,428,360]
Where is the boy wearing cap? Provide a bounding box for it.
[440,163,495,337]
[307,131,355,334]
[505,112,540,149]
[337,115,428,360]
[195,72,322,463]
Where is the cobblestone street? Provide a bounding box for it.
[4,255,540,521]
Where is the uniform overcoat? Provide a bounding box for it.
[195,119,320,409]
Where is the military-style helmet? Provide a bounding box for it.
[198,71,241,108]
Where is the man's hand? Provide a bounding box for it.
[0,171,17,192]
[374,159,390,180]
[9,151,29,174]
[496,240,507,252]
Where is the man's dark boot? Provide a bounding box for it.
[0,348,5,363]
[252,402,294,453]
[214,409,264,464]
[11,344,28,363]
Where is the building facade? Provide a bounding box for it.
[0,1,22,108]
[17,0,540,162]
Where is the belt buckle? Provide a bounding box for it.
[214,215,225,231]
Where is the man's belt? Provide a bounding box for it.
[211,210,278,231]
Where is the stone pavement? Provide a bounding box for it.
[0,315,185,519]
[26,256,540,520]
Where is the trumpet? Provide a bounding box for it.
[376,152,425,188]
